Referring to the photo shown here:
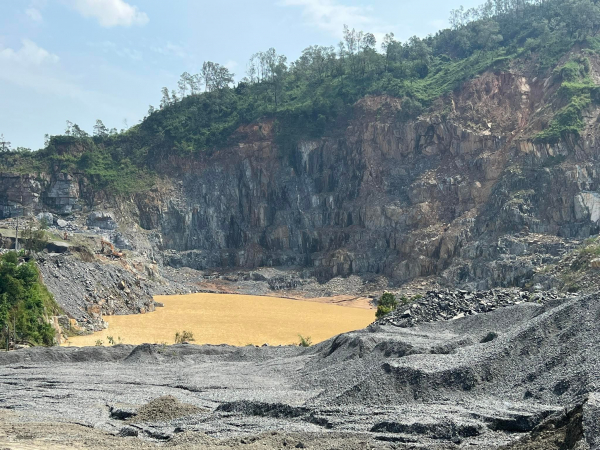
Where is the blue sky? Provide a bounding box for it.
[0,0,482,150]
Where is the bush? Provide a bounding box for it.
[376,292,398,319]
[174,330,195,344]
[298,334,312,347]
[375,305,393,319]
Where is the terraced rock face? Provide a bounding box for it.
[2,61,600,292]
[0,293,597,448]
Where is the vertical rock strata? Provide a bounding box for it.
[2,71,600,288]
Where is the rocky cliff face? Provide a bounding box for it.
[5,58,600,291]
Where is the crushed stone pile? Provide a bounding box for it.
[0,292,598,449]
[131,396,202,423]
[375,288,575,327]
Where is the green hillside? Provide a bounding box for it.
[2,0,600,194]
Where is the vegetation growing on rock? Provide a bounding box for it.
[0,252,60,347]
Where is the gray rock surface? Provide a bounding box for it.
[585,394,600,449]
[87,211,117,230]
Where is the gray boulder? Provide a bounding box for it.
[87,211,117,230]
[36,212,53,225]
[56,219,68,228]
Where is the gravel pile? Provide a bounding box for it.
[0,292,598,449]
[375,288,574,327]
[131,396,202,423]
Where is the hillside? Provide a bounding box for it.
[2,0,600,324]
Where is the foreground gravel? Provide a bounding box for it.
[0,292,598,449]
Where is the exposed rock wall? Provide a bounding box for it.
[5,69,600,289]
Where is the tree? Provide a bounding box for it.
[160,87,171,108]
[381,33,398,73]
[93,119,108,138]
[64,120,73,136]
[0,252,58,347]
[201,61,234,92]
[22,225,47,254]
[71,123,88,139]
[189,74,201,94]
[0,134,11,152]
[178,72,191,98]
[376,292,398,319]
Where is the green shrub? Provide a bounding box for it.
[298,334,312,347]
[375,305,393,319]
[376,293,398,319]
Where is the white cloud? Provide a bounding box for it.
[0,41,81,100]
[67,0,148,27]
[0,39,59,66]
[25,7,43,23]
[279,0,376,38]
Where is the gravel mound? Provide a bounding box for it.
[131,396,202,423]
[375,288,573,327]
[1,291,599,448]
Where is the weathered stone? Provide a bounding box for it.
[87,211,117,230]
[36,212,53,224]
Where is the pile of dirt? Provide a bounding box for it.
[131,396,202,423]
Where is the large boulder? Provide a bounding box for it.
[87,211,117,230]
[36,212,53,225]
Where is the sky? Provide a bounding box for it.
[0,0,483,150]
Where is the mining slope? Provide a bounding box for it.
[0,291,597,449]
[4,58,600,294]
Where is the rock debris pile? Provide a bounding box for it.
[375,288,574,327]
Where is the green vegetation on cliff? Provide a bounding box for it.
[2,0,600,193]
[0,252,60,347]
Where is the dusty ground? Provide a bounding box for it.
[0,292,598,449]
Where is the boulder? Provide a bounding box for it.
[114,233,132,250]
[36,212,53,225]
[87,211,117,230]
[56,219,68,228]
[591,258,600,269]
